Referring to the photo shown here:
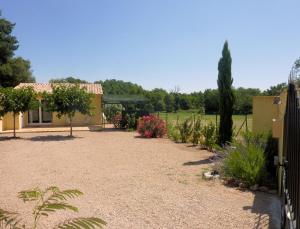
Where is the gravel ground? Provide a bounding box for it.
[0,130,280,229]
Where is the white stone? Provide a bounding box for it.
[250,184,258,191]
[203,172,213,180]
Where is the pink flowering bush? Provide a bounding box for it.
[137,115,167,138]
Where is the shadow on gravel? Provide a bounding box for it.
[0,136,21,141]
[103,128,127,132]
[183,158,213,166]
[27,135,78,142]
[243,191,281,229]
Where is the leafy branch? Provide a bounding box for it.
[0,208,23,229]
[56,217,106,229]
[1,186,106,229]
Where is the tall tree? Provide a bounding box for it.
[95,79,145,95]
[164,94,174,112]
[44,84,93,136]
[217,41,234,145]
[0,14,34,87]
[145,88,167,111]
[234,87,261,114]
[295,57,300,69]
[189,91,204,110]
[263,82,287,96]
[0,15,18,64]
[0,57,35,87]
[49,77,88,84]
[179,94,191,110]
[203,89,219,114]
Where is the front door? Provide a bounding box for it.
[41,100,52,123]
[29,108,39,123]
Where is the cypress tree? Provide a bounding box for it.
[217,41,234,145]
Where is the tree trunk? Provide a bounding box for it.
[70,116,73,137]
[13,113,16,138]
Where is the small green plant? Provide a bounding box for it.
[191,116,202,145]
[241,130,268,148]
[221,143,265,186]
[167,123,180,142]
[178,118,193,143]
[0,186,106,229]
[201,122,217,150]
[104,104,122,122]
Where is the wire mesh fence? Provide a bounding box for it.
[155,111,251,135]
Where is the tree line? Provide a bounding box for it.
[46,77,291,115]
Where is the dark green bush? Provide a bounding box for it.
[264,134,278,180]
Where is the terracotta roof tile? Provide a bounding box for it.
[15,83,103,94]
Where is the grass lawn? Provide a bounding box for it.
[155,110,252,134]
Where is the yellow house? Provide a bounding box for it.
[0,83,103,132]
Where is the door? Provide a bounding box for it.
[28,100,52,124]
[29,108,39,123]
[41,100,52,123]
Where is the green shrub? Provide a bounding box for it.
[167,123,180,142]
[112,112,137,129]
[201,122,217,149]
[191,116,202,145]
[104,104,122,122]
[222,143,265,186]
[241,130,268,148]
[178,118,193,143]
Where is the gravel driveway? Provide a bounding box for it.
[0,130,280,228]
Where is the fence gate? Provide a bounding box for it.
[282,81,300,228]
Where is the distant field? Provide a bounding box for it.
[155,110,252,134]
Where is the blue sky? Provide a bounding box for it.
[1,0,299,92]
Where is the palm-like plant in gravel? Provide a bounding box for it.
[0,186,106,229]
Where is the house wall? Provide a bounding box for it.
[252,91,287,194]
[273,91,287,194]
[50,94,102,126]
[252,96,278,134]
[2,112,20,130]
[23,111,29,127]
